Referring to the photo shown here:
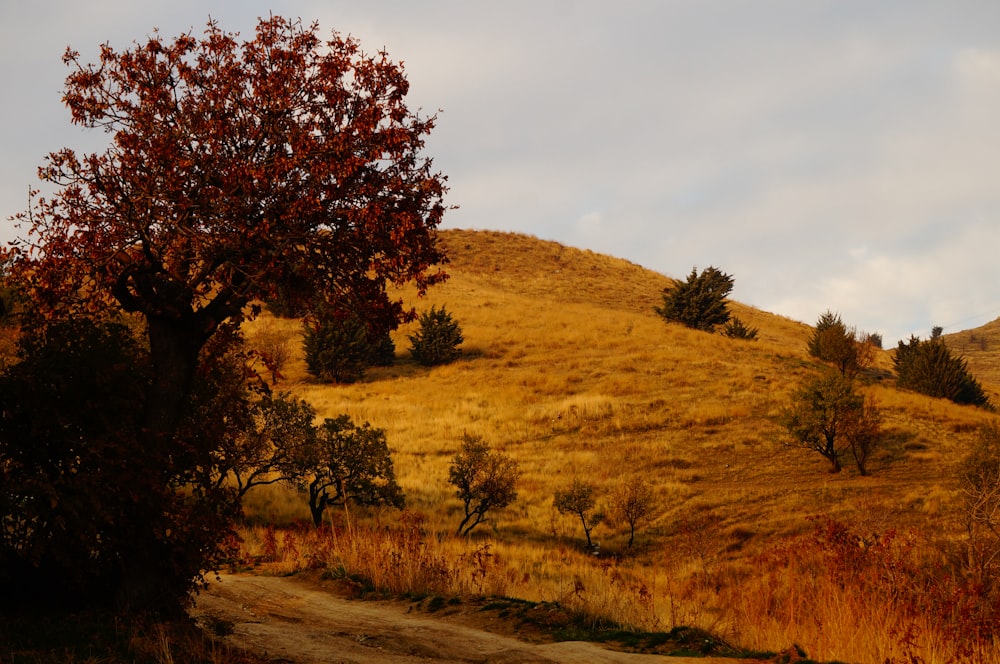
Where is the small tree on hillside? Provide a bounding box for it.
[448,434,520,536]
[409,305,464,366]
[958,423,1000,588]
[807,310,875,378]
[655,266,734,332]
[554,478,605,549]
[894,335,990,407]
[609,477,659,547]
[290,415,404,527]
[781,371,883,474]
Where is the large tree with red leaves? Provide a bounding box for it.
[10,15,447,440]
[3,16,447,611]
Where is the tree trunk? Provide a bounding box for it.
[144,317,205,442]
[117,316,207,614]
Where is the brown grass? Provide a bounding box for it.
[237,229,1000,663]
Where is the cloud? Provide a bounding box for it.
[3,1,1000,342]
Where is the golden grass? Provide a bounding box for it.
[237,229,1000,663]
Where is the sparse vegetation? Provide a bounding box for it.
[6,229,1000,663]
[609,477,659,547]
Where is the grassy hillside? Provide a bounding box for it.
[242,229,1000,661]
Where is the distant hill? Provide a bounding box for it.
[944,317,1000,388]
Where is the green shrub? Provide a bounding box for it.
[303,314,371,383]
[893,335,990,407]
[722,316,758,340]
[655,266,733,332]
[409,305,463,366]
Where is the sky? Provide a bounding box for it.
[3,1,1000,345]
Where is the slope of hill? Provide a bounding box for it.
[944,316,1000,387]
[243,229,999,662]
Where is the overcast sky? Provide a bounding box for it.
[3,1,1000,345]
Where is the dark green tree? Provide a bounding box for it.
[894,336,990,407]
[781,371,882,474]
[448,434,519,536]
[303,314,373,384]
[655,266,733,332]
[291,415,404,527]
[554,478,605,548]
[409,305,464,366]
[722,316,759,340]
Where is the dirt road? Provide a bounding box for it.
[192,573,762,663]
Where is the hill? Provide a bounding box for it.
[241,229,1000,662]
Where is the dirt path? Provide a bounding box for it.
[192,573,761,664]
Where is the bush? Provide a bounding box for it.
[409,305,463,366]
[893,335,990,407]
[303,314,372,383]
[655,266,733,332]
[722,316,758,340]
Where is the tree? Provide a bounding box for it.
[957,423,1000,588]
[303,314,373,384]
[448,434,520,536]
[807,310,875,378]
[781,371,882,474]
[554,478,605,549]
[4,16,447,612]
[609,477,659,547]
[655,266,733,332]
[409,305,464,366]
[894,335,990,407]
[292,415,404,527]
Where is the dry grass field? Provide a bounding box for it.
[239,229,1000,663]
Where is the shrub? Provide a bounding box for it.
[409,305,464,366]
[448,434,519,536]
[655,266,733,332]
[893,335,990,407]
[303,314,372,383]
[722,316,758,340]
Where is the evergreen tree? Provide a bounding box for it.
[894,336,989,407]
[303,315,372,383]
[655,266,733,332]
[409,305,464,366]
